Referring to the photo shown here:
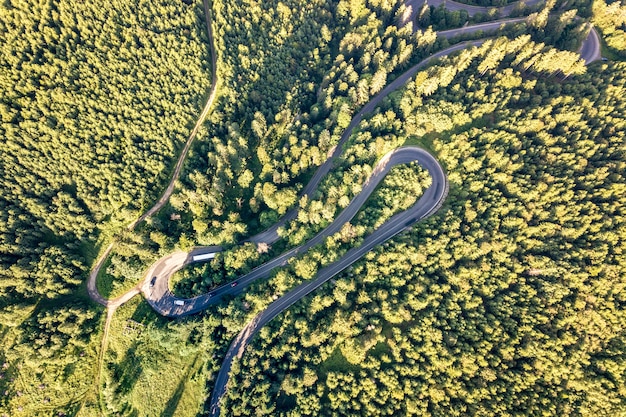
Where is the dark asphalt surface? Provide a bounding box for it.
[437,17,526,38]
[145,147,446,318]
[404,0,544,19]
[579,24,602,64]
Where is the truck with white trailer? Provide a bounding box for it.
[192,253,216,262]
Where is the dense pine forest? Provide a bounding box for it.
[1,0,625,415]
[223,57,626,416]
[0,0,211,414]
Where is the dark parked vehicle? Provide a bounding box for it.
[150,276,157,287]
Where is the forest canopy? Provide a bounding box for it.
[0,0,210,302]
[1,0,625,415]
[223,57,626,417]
[0,0,210,414]
[593,0,626,56]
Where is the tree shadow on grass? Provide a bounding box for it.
[160,354,201,417]
[110,342,143,396]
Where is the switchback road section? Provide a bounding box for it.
[83,0,604,415]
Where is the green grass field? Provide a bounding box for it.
[100,297,210,416]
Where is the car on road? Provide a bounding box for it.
[231,282,238,287]
[150,276,157,287]
[174,300,185,306]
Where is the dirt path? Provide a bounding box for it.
[85,2,218,410]
[87,2,218,308]
[96,307,115,384]
[128,2,219,230]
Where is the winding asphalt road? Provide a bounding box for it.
[143,36,505,318]
[202,8,602,417]
[206,147,448,416]
[579,23,602,64]
[84,0,603,414]
[141,0,601,321]
[144,147,447,317]
[402,0,544,25]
